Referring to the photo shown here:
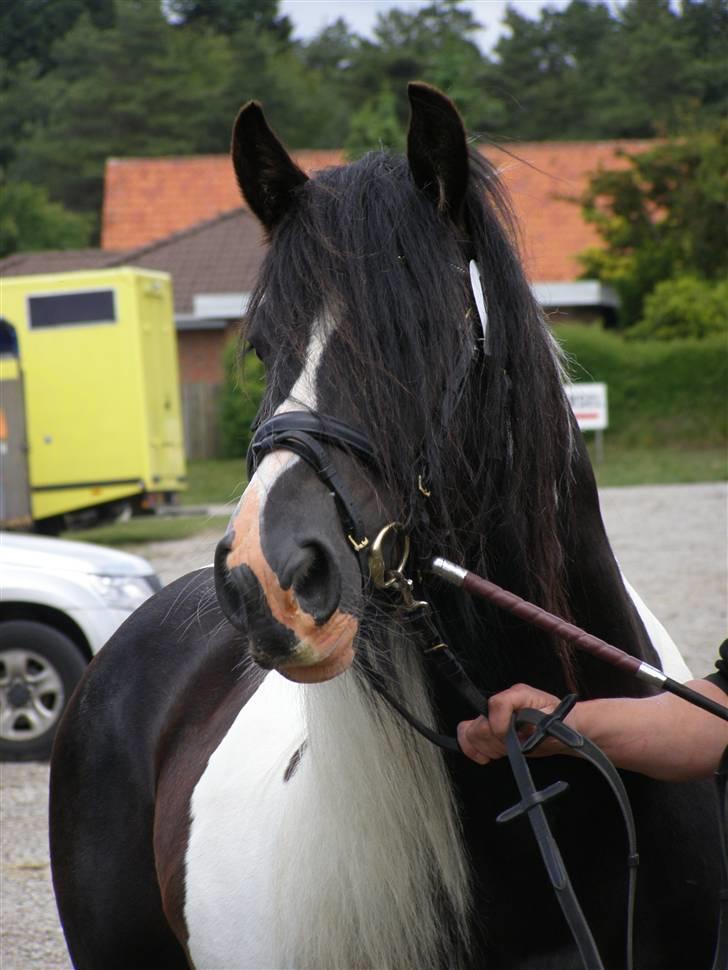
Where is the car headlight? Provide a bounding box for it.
[89,574,157,611]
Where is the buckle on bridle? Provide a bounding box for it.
[369,522,409,589]
[369,523,428,611]
[347,534,370,553]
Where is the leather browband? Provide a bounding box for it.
[248,412,377,480]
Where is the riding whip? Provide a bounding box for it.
[431,557,728,724]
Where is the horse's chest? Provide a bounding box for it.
[184,673,306,969]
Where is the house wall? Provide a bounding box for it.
[177,328,231,384]
[177,326,237,459]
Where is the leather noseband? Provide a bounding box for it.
[247,411,378,578]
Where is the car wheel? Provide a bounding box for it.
[0,621,87,762]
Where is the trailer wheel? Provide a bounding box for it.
[34,516,64,536]
[0,621,87,762]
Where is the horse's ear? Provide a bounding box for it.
[406,82,469,221]
[231,101,308,233]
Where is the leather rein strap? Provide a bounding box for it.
[374,590,639,970]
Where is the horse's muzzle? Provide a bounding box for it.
[213,494,360,683]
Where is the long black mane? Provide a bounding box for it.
[243,148,576,673]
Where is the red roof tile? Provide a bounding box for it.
[116,208,265,313]
[102,141,653,282]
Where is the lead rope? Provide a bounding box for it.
[368,524,638,970]
[502,705,639,970]
[430,552,728,970]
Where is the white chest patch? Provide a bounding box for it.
[184,673,305,969]
[621,572,693,681]
[184,647,471,970]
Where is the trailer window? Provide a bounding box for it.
[28,290,116,329]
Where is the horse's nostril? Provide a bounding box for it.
[214,533,248,628]
[291,544,341,626]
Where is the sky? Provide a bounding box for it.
[279,0,573,53]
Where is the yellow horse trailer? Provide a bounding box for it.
[1,268,186,531]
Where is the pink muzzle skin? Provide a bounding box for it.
[226,476,359,684]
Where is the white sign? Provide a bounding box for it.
[565,382,608,431]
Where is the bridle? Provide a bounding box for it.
[247,406,728,970]
[248,411,377,577]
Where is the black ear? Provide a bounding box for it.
[406,82,469,221]
[231,101,308,233]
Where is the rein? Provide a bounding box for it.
[247,408,728,970]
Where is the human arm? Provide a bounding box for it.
[457,679,728,782]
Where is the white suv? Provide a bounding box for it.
[0,531,160,761]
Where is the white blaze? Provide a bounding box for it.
[245,313,335,514]
[231,312,336,522]
[276,311,334,415]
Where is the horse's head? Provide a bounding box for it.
[214,83,573,685]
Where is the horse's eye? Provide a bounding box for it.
[245,314,274,366]
[246,340,265,364]
[245,330,275,367]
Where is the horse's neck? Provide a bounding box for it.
[433,429,660,704]
[557,432,661,694]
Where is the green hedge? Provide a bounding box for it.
[216,326,727,457]
[555,324,728,448]
[219,340,266,459]
[630,276,728,342]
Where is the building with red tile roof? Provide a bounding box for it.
[3,140,653,458]
[101,141,653,283]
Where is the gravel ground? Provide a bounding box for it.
[2,482,726,969]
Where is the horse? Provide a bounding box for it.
[50,83,720,970]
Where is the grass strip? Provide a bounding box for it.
[63,515,229,547]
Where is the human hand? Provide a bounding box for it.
[457,683,567,765]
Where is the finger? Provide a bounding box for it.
[489,685,560,736]
[457,720,490,764]
[458,718,511,764]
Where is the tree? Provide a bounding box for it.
[302,18,361,76]
[224,22,347,149]
[9,2,234,226]
[344,1,502,136]
[0,0,115,173]
[0,58,50,171]
[592,0,700,137]
[492,0,616,139]
[578,122,728,326]
[300,18,363,139]
[0,0,114,72]
[168,0,291,40]
[491,0,728,140]
[678,0,728,126]
[0,178,91,256]
[628,276,728,340]
[344,88,404,159]
[219,341,264,459]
